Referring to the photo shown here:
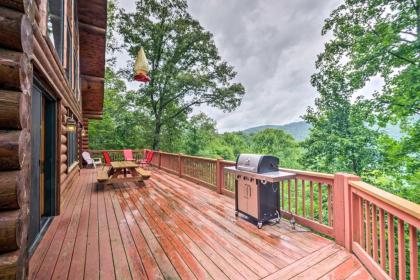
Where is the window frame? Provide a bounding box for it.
[46,0,65,62]
[67,113,78,171]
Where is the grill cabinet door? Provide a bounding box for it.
[247,182,259,218]
[237,178,248,213]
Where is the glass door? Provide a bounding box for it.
[29,82,57,253]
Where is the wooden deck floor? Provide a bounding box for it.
[29,168,372,280]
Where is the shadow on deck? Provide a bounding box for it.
[29,168,372,280]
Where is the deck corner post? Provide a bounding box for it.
[158,150,161,169]
[216,159,222,194]
[178,153,183,177]
[333,173,360,250]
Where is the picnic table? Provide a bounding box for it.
[97,161,151,184]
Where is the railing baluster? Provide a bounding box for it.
[359,198,365,248]
[372,205,378,262]
[318,183,322,223]
[365,201,371,256]
[409,225,418,280]
[388,213,396,279]
[327,185,332,226]
[302,180,305,217]
[310,181,314,220]
[352,194,361,243]
[288,180,291,213]
[281,181,284,210]
[379,208,386,270]
[294,178,298,214]
[397,219,406,280]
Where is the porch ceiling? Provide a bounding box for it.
[78,0,107,120]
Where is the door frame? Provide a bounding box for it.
[29,77,58,255]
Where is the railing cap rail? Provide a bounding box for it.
[278,167,334,180]
[181,154,218,162]
[349,180,420,220]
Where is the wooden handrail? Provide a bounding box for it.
[349,180,420,220]
[278,167,334,180]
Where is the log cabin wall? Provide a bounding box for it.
[0,0,107,278]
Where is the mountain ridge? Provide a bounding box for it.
[242,121,311,141]
[241,121,403,141]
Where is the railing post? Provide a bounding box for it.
[216,159,222,194]
[178,153,183,177]
[333,173,360,250]
[158,150,161,169]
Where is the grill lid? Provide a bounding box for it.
[236,154,279,174]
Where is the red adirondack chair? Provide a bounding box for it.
[123,149,135,161]
[139,150,154,168]
[102,151,112,166]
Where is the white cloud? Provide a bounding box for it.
[115,0,382,132]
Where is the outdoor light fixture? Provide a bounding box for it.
[66,116,77,132]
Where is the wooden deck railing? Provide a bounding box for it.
[276,168,336,237]
[147,150,236,197]
[348,181,419,280]
[86,149,419,279]
[89,149,145,162]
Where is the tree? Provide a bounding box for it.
[118,0,245,149]
[251,129,302,169]
[184,113,217,155]
[302,99,380,174]
[304,0,419,200]
[317,0,419,119]
[89,68,151,150]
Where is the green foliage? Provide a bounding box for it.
[250,129,302,169]
[117,0,245,149]
[89,68,151,150]
[302,99,381,175]
[91,0,418,211]
[303,0,419,204]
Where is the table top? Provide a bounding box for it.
[224,166,295,182]
[111,161,139,169]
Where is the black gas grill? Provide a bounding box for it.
[225,154,295,228]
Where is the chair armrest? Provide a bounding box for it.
[93,158,102,163]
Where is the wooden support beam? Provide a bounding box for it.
[0,130,29,171]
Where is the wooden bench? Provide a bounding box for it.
[96,167,150,184]
[97,168,110,182]
[135,167,151,179]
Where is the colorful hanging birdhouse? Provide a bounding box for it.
[134,47,151,83]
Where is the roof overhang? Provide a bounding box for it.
[78,0,107,120]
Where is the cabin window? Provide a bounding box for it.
[47,0,64,61]
[67,115,78,169]
[66,21,73,87]
[74,50,80,100]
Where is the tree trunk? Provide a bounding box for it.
[152,119,162,150]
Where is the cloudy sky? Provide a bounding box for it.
[117,0,352,132]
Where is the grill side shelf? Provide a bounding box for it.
[224,166,296,182]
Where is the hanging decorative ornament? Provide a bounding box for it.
[133,47,151,83]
